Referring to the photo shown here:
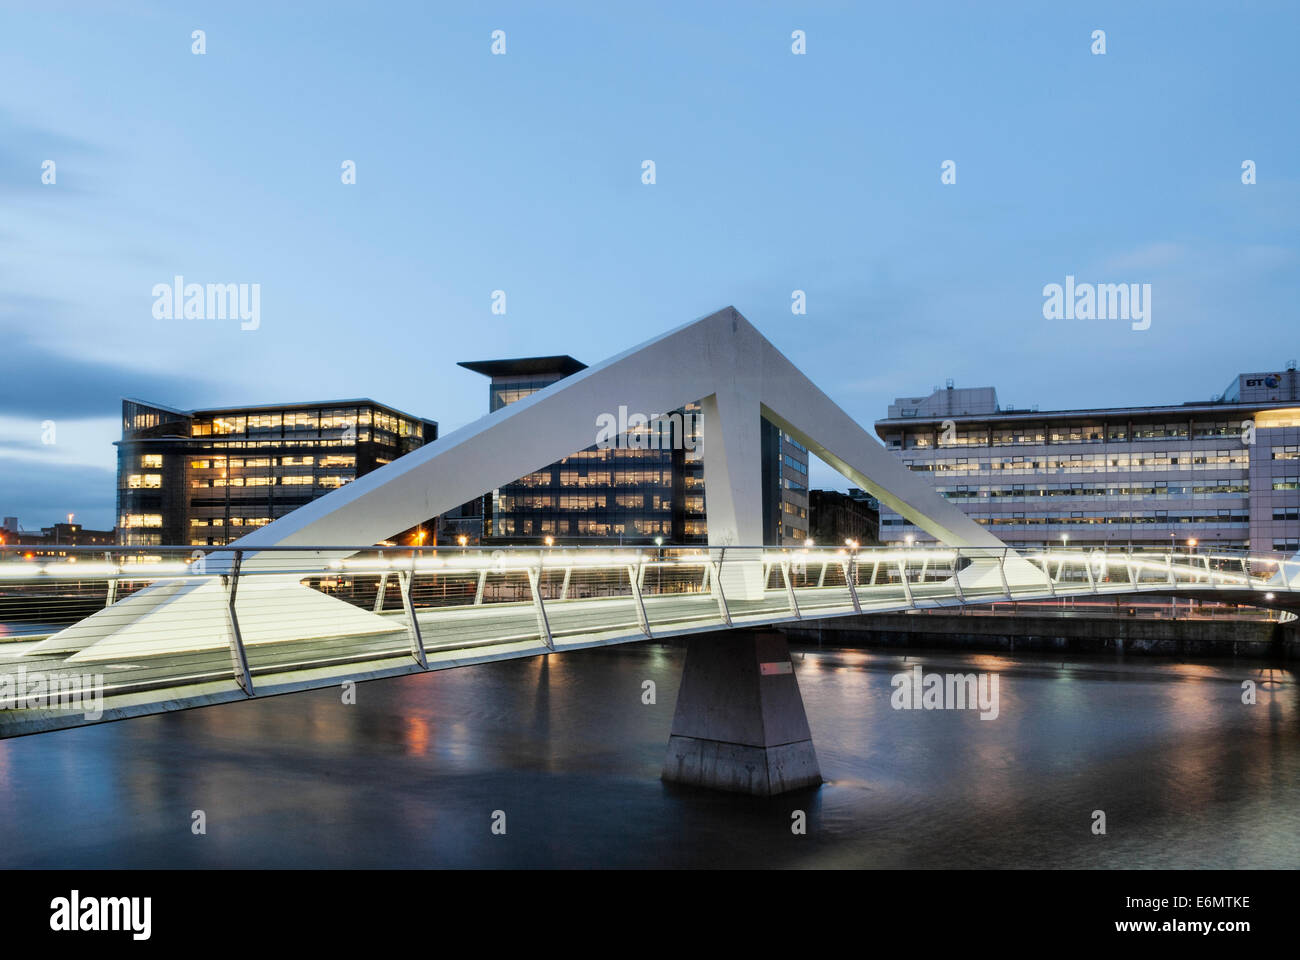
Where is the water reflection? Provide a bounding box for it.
[0,643,1295,868]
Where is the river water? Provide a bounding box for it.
[0,643,1295,868]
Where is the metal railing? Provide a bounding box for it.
[1,542,1295,738]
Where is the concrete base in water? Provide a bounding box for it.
[662,629,821,796]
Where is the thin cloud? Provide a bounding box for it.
[0,297,216,418]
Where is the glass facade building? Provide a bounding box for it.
[116,398,437,546]
[458,356,808,546]
[873,367,1300,555]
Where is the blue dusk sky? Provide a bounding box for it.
[1,1,1296,530]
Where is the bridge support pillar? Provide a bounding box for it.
[662,629,821,796]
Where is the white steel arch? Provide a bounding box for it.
[36,306,1024,661]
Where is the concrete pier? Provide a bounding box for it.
[662,629,822,796]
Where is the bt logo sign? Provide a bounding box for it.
[1245,375,1281,389]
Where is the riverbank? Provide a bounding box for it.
[779,609,1299,661]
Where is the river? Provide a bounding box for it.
[0,642,1295,868]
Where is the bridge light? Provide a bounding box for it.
[804,538,814,548]
[654,536,663,547]
[1265,592,1275,601]
[458,535,468,547]
[544,536,554,547]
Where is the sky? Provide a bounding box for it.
[1,0,1296,530]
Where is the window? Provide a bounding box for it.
[120,514,163,528]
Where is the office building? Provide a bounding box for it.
[459,356,809,545]
[808,488,879,546]
[873,367,1300,555]
[116,398,437,546]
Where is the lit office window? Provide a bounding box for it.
[120,514,163,528]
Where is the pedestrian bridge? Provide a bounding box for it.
[4,306,1296,792]
[2,542,1294,740]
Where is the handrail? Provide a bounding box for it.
[4,539,1294,740]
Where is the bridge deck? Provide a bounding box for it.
[3,551,1289,739]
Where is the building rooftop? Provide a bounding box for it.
[123,396,436,428]
[875,398,1300,428]
[457,356,588,379]
[877,370,1300,427]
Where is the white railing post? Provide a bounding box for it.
[103,551,118,607]
[222,549,255,696]
[526,556,554,650]
[373,570,389,612]
[950,550,966,604]
[781,558,801,618]
[474,567,487,605]
[997,549,1012,600]
[628,551,652,638]
[710,547,732,626]
[898,558,915,608]
[398,558,427,668]
[840,559,862,613]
